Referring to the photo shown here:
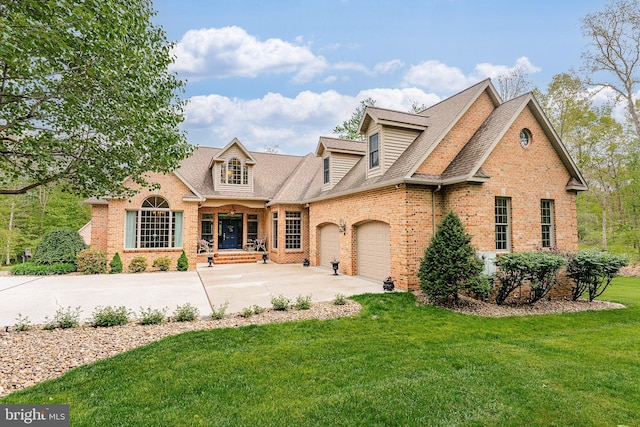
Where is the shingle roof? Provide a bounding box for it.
[316,136,366,155]
[358,107,430,133]
[176,146,306,200]
[92,79,586,206]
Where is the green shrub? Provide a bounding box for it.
[43,306,82,330]
[11,262,76,275]
[14,314,32,332]
[293,294,312,310]
[333,293,347,305]
[418,211,484,304]
[271,294,291,311]
[493,252,566,304]
[466,274,494,301]
[33,228,86,265]
[138,307,168,325]
[76,248,107,274]
[128,256,147,273]
[90,306,130,327]
[566,250,628,301]
[210,302,229,320]
[173,303,200,322]
[252,305,265,314]
[177,251,189,271]
[109,253,123,274]
[152,256,171,271]
[238,307,254,318]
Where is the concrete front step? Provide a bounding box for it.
[197,251,264,265]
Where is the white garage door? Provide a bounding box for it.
[319,224,340,269]
[356,221,390,281]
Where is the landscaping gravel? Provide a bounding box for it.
[0,300,361,397]
[0,295,626,398]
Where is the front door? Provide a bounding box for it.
[218,214,243,249]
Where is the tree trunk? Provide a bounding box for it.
[5,200,15,265]
[602,194,608,251]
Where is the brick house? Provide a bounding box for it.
[88,79,587,290]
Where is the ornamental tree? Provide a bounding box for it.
[0,0,191,196]
[418,211,484,304]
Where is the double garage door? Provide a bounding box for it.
[318,221,390,281]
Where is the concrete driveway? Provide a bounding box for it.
[0,262,385,326]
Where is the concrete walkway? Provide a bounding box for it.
[0,262,385,326]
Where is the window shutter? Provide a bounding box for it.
[125,211,137,249]
[173,211,183,248]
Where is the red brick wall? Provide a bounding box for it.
[96,172,200,271]
[309,186,433,291]
[267,204,309,264]
[441,104,579,253]
[90,205,108,252]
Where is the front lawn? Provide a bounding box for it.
[2,277,639,426]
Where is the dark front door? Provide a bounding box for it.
[218,214,242,249]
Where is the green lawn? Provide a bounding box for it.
[2,278,640,426]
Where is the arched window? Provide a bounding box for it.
[125,196,183,249]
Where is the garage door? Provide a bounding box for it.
[356,221,390,281]
[319,224,340,269]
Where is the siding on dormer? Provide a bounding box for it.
[383,127,421,170]
[212,145,254,193]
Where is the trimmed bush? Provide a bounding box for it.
[566,250,628,301]
[493,252,566,305]
[293,294,312,310]
[210,302,229,320]
[138,307,168,325]
[418,212,484,304]
[33,228,86,265]
[177,251,189,271]
[173,303,200,322]
[152,256,171,271]
[90,306,130,327]
[128,256,147,273]
[333,293,347,305]
[11,262,76,276]
[109,253,123,274]
[238,307,254,318]
[77,248,107,274]
[43,306,82,330]
[271,294,291,311]
[14,314,33,332]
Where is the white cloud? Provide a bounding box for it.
[170,26,328,82]
[183,88,442,154]
[403,57,541,93]
[403,60,472,92]
[374,59,405,74]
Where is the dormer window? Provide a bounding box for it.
[220,157,249,185]
[369,133,379,168]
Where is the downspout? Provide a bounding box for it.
[432,185,442,236]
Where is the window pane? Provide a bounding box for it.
[173,212,183,248]
[369,133,379,168]
[285,211,302,250]
[272,212,278,249]
[229,158,242,184]
[323,157,330,184]
[541,200,554,247]
[495,197,510,251]
[125,211,137,249]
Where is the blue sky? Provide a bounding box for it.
[153,0,608,155]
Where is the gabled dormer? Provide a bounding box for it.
[315,137,365,191]
[358,107,428,179]
[210,138,257,193]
